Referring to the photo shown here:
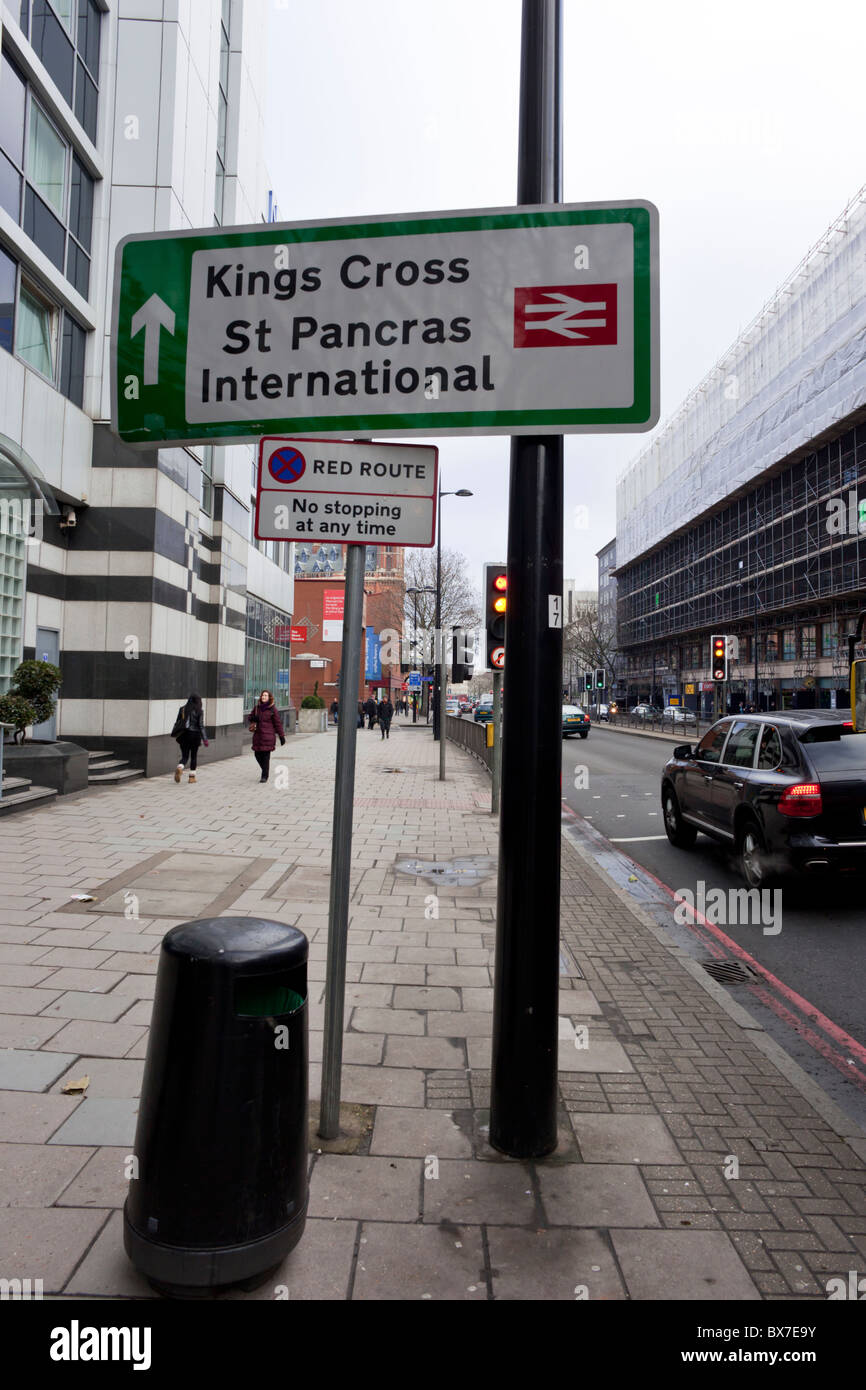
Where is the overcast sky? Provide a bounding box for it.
[265,0,864,594]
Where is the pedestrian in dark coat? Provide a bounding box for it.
[364,696,377,729]
[248,690,285,782]
[377,698,394,740]
[330,699,339,725]
[357,701,365,728]
[172,693,208,783]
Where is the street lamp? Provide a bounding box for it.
[406,584,435,723]
[433,486,473,742]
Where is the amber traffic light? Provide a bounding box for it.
[484,563,507,669]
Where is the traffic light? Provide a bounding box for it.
[584,671,592,694]
[483,562,507,670]
[452,627,474,683]
[711,635,728,682]
[595,668,605,690]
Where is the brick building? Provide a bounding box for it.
[293,543,406,707]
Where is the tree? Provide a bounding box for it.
[0,694,37,744]
[0,660,62,742]
[562,601,620,695]
[403,547,481,663]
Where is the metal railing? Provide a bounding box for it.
[606,711,714,740]
[445,714,493,771]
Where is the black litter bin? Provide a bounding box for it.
[123,917,308,1297]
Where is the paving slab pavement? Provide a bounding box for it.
[0,715,863,1301]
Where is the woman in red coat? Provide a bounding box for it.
[247,689,285,782]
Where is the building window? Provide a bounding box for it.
[0,246,15,353]
[782,628,796,661]
[27,98,65,214]
[214,0,230,223]
[801,625,816,660]
[0,244,86,403]
[0,55,94,297]
[245,595,291,710]
[0,54,25,220]
[18,0,102,143]
[58,310,84,404]
[15,281,54,377]
[822,623,838,658]
[201,445,214,516]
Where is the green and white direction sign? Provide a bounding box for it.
[111,202,658,447]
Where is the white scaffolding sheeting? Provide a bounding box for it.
[616,187,866,568]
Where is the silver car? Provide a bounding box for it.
[661,706,697,725]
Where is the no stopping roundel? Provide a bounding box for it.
[491,647,505,669]
[269,446,306,484]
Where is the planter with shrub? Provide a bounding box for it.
[298,684,327,733]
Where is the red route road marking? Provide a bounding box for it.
[561,800,866,1091]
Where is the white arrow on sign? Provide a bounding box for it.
[130,294,176,386]
[524,292,607,340]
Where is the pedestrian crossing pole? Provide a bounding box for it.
[490,0,563,1159]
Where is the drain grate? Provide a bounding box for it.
[701,958,755,986]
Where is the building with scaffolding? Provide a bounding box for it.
[614,188,866,715]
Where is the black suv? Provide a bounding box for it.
[661,711,866,886]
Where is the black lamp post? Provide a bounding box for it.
[433,485,473,741]
[406,584,435,722]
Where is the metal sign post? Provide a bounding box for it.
[439,639,448,781]
[318,540,365,1139]
[252,437,440,1140]
[490,0,564,1159]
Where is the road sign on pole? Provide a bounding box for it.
[111,203,658,448]
[255,437,438,547]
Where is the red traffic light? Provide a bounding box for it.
[494,574,507,591]
[711,635,727,681]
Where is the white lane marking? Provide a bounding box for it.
[610,835,668,842]
[615,814,626,818]
[648,812,658,816]
[620,794,629,797]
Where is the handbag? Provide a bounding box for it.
[170,707,184,740]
